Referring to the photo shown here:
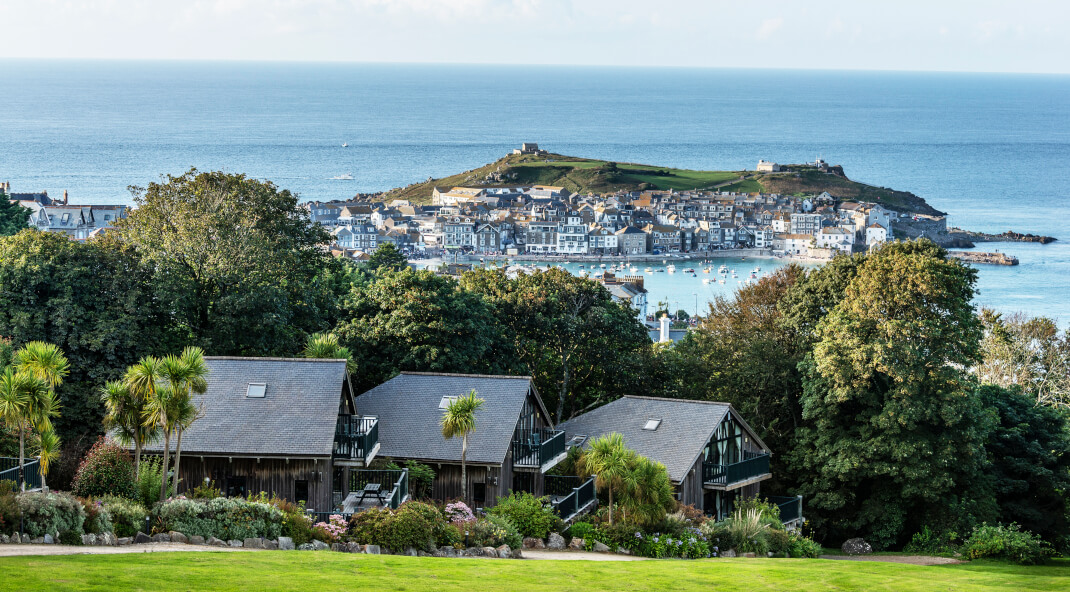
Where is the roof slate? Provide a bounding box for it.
[558,396,733,483]
[354,373,540,465]
[142,357,347,458]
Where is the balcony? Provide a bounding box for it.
[768,495,804,526]
[545,475,598,523]
[512,428,567,472]
[333,415,380,466]
[0,457,41,491]
[702,452,771,490]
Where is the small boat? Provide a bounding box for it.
[702,278,712,284]
[342,142,348,148]
[629,266,638,272]
[667,264,676,273]
[330,173,354,180]
[600,263,607,268]
[718,279,726,284]
[683,268,696,273]
[645,267,653,273]
[703,267,711,273]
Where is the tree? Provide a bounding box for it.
[365,243,409,273]
[116,169,339,356]
[101,380,156,476]
[0,191,30,236]
[302,333,356,375]
[335,269,513,392]
[792,240,992,548]
[619,455,676,526]
[36,427,60,491]
[977,310,1070,410]
[10,342,67,492]
[440,390,485,502]
[578,433,636,526]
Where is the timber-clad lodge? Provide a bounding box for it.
[135,356,802,526]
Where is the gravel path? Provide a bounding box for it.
[0,543,252,557]
[819,554,963,566]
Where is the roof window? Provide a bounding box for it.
[246,383,267,398]
[438,395,458,409]
[643,419,662,431]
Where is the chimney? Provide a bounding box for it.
[63,190,68,205]
[659,315,671,343]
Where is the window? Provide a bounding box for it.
[472,482,487,507]
[226,476,247,498]
[294,480,309,505]
[439,396,458,409]
[246,383,266,398]
[643,418,662,431]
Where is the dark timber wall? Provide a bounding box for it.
[161,455,334,513]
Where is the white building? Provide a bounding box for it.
[816,227,854,254]
[866,223,889,248]
[756,160,781,173]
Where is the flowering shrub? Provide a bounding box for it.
[962,523,1055,565]
[153,497,282,540]
[100,495,148,538]
[488,491,560,539]
[79,498,113,535]
[70,438,137,500]
[468,514,523,549]
[312,514,348,543]
[444,501,475,524]
[17,491,86,538]
[630,527,713,559]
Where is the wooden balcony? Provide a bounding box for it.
[333,415,380,466]
[768,495,804,526]
[702,452,771,490]
[545,475,598,523]
[0,457,41,491]
[512,428,568,472]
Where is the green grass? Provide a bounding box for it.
[719,178,764,193]
[0,552,1065,592]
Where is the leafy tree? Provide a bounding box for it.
[101,380,156,476]
[116,169,339,356]
[335,269,513,392]
[976,384,1070,546]
[977,311,1070,410]
[302,333,356,375]
[619,455,676,526]
[0,341,67,491]
[578,433,635,526]
[440,390,484,502]
[365,243,409,273]
[461,268,651,421]
[0,191,30,236]
[36,427,60,491]
[791,240,993,548]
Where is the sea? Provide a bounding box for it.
[1,61,1068,321]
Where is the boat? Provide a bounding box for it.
[667,264,676,273]
[600,263,607,268]
[683,268,695,273]
[645,267,653,273]
[718,279,726,284]
[330,173,354,180]
[342,142,348,148]
[629,266,638,272]
[702,278,712,284]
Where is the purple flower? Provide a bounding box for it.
[653,537,659,543]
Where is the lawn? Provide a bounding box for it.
[0,552,1065,592]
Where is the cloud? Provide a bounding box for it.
[756,17,784,41]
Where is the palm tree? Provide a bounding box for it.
[440,390,485,502]
[169,393,202,498]
[36,427,60,492]
[147,347,208,501]
[302,333,356,374]
[579,433,635,526]
[13,341,70,389]
[101,380,156,476]
[10,342,67,492]
[0,369,30,488]
[126,356,166,498]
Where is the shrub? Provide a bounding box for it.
[70,438,137,500]
[100,495,148,538]
[766,528,791,556]
[400,501,459,548]
[136,457,164,508]
[191,479,223,499]
[312,514,348,543]
[569,521,594,541]
[282,508,314,546]
[488,492,558,539]
[962,523,1055,565]
[79,498,113,535]
[787,532,822,558]
[444,501,475,524]
[905,525,960,555]
[0,481,19,536]
[17,491,86,538]
[349,506,392,545]
[701,508,772,555]
[469,514,522,549]
[59,529,83,545]
[378,504,436,552]
[154,497,283,540]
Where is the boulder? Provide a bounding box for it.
[345,542,361,554]
[364,544,381,555]
[208,537,227,547]
[404,547,418,557]
[331,543,344,552]
[169,532,188,545]
[592,541,610,553]
[512,549,522,559]
[43,534,53,544]
[496,545,512,559]
[522,537,545,549]
[81,534,91,545]
[264,539,279,551]
[134,532,153,545]
[418,551,432,557]
[435,546,458,558]
[0,534,8,544]
[482,546,498,558]
[117,537,132,546]
[568,537,584,550]
[152,533,171,543]
[743,552,756,558]
[277,537,295,551]
[244,538,264,550]
[616,548,631,556]
[190,535,205,546]
[228,540,243,548]
[721,549,736,558]
[312,540,330,551]
[841,538,872,555]
[466,546,484,557]
[298,543,315,551]
[547,533,566,550]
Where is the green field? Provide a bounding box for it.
[0,552,1065,592]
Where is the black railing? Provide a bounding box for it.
[333,415,378,461]
[347,468,409,510]
[546,475,597,522]
[0,457,41,491]
[768,495,803,524]
[702,453,771,487]
[512,428,567,469]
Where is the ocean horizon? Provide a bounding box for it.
[1,60,1068,321]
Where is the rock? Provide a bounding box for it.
[522,537,545,549]
[152,533,170,543]
[418,551,432,557]
[87,534,97,545]
[190,535,205,546]
[331,543,344,552]
[244,538,264,550]
[30,537,43,544]
[616,548,631,555]
[264,539,279,551]
[547,533,566,550]
[466,546,483,556]
[277,537,294,551]
[841,537,872,555]
[228,540,243,548]
[0,534,7,544]
[364,544,381,555]
[312,540,330,551]
[345,542,361,553]
[512,549,522,559]
[22,534,32,544]
[721,549,736,558]
[482,546,498,558]
[134,532,153,545]
[298,543,315,551]
[743,552,756,558]
[81,534,90,545]
[568,537,584,550]
[496,544,512,559]
[404,547,418,557]
[592,541,610,553]
[169,532,188,545]
[118,537,132,546]
[43,534,54,544]
[208,537,227,547]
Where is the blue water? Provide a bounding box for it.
[1,60,1068,320]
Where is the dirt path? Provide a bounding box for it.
[522,549,648,561]
[819,554,962,566]
[0,543,252,557]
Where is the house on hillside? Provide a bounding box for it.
[139,357,393,515]
[559,396,797,522]
[354,372,572,510]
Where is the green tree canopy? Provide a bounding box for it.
[0,191,30,236]
[365,243,409,274]
[116,169,339,356]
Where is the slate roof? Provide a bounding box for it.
[141,357,347,458]
[558,396,766,483]
[354,372,548,466]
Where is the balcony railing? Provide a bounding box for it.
[333,415,379,462]
[347,468,409,510]
[546,475,597,522]
[0,457,41,491]
[768,495,803,525]
[512,428,567,470]
[702,452,771,488]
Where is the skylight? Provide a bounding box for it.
[438,396,458,409]
[643,419,662,431]
[246,383,266,398]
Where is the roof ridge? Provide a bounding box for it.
[621,395,733,407]
[399,371,532,380]
[204,356,346,363]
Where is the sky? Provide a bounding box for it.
[1,0,1067,73]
